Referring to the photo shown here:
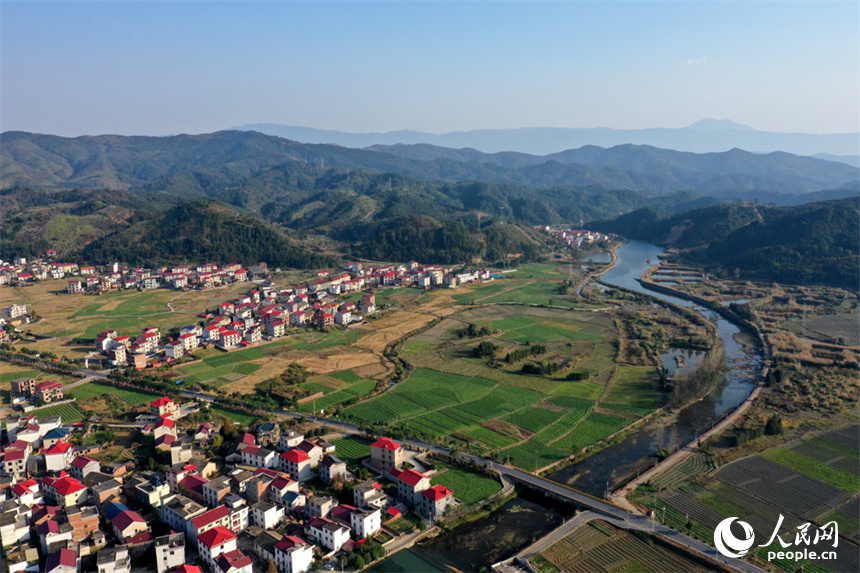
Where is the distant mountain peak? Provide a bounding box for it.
[685,119,755,132]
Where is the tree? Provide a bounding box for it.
[212,434,224,449]
[765,414,783,435]
[267,560,278,573]
[355,555,366,569]
[220,418,236,439]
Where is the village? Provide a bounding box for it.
[0,389,471,573]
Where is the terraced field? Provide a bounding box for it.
[429,468,501,505]
[68,382,160,406]
[35,402,85,423]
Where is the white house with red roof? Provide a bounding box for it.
[419,484,454,521]
[3,446,28,478]
[179,332,199,351]
[11,478,42,506]
[111,509,148,542]
[45,547,77,573]
[274,535,313,573]
[35,381,64,403]
[351,506,382,538]
[296,440,324,468]
[44,442,75,472]
[279,450,313,482]
[214,549,253,573]
[188,505,231,544]
[150,397,177,417]
[43,475,88,507]
[197,526,238,572]
[165,340,184,360]
[217,330,242,349]
[389,468,431,505]
[167,463,199,492]
[69,455,100,481]
[370,437,403,473]
[154,415,177,441]
[240,446,277,469]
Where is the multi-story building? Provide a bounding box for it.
[370,437,403,473]
[274,536,313,573]
[154,532,185,573]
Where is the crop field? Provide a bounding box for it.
[459,426,518,448]
[500,440,568,470]
[604,366,663,408]
[333,437,372,466]
[532,408,590,445]
[762,448,860,493]
[451,280,513,303]
[211,407,259,425]
[36,402,86,423]
[67,382,160,406]
[551,412,628,451]
[328,370,362,383]
[298,380,376,413]
[503,407,564,433]
[202,346,271,367]
[649,453,715,490]
[535,520,712,573]
[429,468,501,505]
[0,369,41,384]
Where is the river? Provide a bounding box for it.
[548,240,761,496]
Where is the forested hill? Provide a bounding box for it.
[3,130,857,197]
[591,198,860,289]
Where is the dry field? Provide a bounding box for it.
[354,311,438,352]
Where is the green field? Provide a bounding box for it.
[459,426,518,448]
[551,412,628,451]
[0,370,41,384]
[333,437,372,466]
[298,380,377,413]
[604,366,663,408]
[430,468,502,505]
[329,370,362,383]
[211,407,259,425]
[763,447,860,493]
[500,440,568,471]
[35,402,85,423]
[67,382,161,406]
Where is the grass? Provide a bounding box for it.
[763,448,860,493]
[430,468,502,505]
[604,366,663,408]
[67,382,160,406]
[0,370,41,384]
[35,402,85,423]
[333,437,372,466]
[211,407,259,425]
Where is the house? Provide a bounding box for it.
[319,455,347,485]
[150,397,178,417]
[154,416,176,441]
[165,340,184,360]
[69,456,100,482]
[11,478,43,506]
[307,495,337,518]
[370,437,404,473]
[279,431,304,451]
[350,506,382,538]
[389,468,431,505]
[44,442,75,472]
[179,332,199,352]
[240,445,277,469]
[218,330,242,349]
[45,548,78,573]
[35,381,64,403]
[305,516,350,552]
[291,311,309,326]
[255,422,280,447]
[419,484,454,521]
[266,320,286,338]
[254,530,283,564]
[244,326,262,344]
[214,549,253,573]
[189,504,231,544]
[161,494,206,535]
[243,474,273,504]
[67,280,84,294]
[0,508,31,549]
[44,475,88,507]
[10,377,36,396]
[274,535,313,573]
[251,500,284,530]
[353,480,386,509]
[317,312,334,329]
[111,509,148,543]
[334,310,351,325]
[224,494,249,533]
[203,476,232,508]
[197,526,238,572]
[42,427,70,449]
[4,447,28,478]
[279,450,313,482]
[154,532,185,573]
[131,474,170,508]
[296,440,325,467]
[267,475,299,502]
[96,545,131,573]
[66,504,100,543]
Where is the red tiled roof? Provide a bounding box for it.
[174,566,203,573]
[275,535,307,551]
[46,547,77,571]
[126,530,153,544]
[281,449,310,463]
[297,440,320,453]
[45,442,73,455]
[4,449,26,461]
[386,507,402,518]
[112,509,146,531]
[180,474,209,493]
[197,526,236,549]
[52,476,86,496]
[150,397,173,407]
[421,484,453,501]
[391,468,427,487]
[370,437,401,451]
[216,549,252,572]
[191,505,230,529]
[71,455,98,469]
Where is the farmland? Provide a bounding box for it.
[333,437,372,466]
[67,382,161,406]
[429,468,502,505]
[34,402,85,423]
[533,520,715,573]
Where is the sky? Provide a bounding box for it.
[1,1,858,137]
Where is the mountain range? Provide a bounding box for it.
[2,130,857,199]
[230,119,860,157]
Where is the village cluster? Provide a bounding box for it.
[72,260,493,369]
[0,392,457,573]
[536,227,614,248]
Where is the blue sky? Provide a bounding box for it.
[1,2,857,136]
